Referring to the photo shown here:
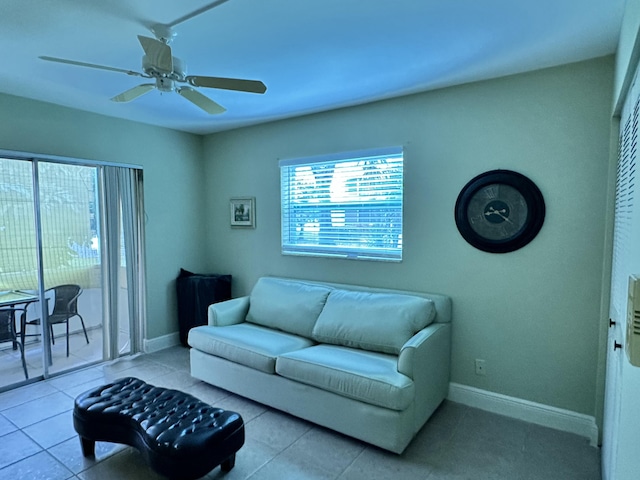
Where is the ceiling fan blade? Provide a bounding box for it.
[39,56,145,77]
[186,75,267,94]
[111,84,155,103]
[137,35,173,72]
[166,0,233,28]
[177,87,226,114]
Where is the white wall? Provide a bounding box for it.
[202,56,614,419]
[0,93,205,340]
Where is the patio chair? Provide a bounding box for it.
[22,284,89,357]
[0,308,28,379]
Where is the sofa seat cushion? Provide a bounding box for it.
[311,289,436,354]
[246,278,332,338]
[276,345,414,411]
[188,324,314,374]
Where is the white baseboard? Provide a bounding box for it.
[447,382,599,446]
[143,332,180,353]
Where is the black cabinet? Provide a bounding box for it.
[176,269,231,347]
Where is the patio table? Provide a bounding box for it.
[0,290,50,364]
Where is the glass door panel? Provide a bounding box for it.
[37,161,105,375]
[0,158,39,387]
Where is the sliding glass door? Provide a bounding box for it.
[0,155,145,390]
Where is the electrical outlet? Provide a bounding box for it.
[475,359,486,376]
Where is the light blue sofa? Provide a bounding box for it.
[188,276,452,453]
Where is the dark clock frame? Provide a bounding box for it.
[454,169,545,253]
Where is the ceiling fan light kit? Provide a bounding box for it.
[38,1,266,115]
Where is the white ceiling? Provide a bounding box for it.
[0,0,625,135]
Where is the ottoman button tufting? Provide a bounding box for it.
[73,377,244,479]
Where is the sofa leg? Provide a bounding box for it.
[220,454,236,472]
[79,436,95,457]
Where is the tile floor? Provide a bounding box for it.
[0,327,133,390]
[0,346,601,480]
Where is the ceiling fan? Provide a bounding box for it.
[39,0,266,114]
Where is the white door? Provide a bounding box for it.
[602,59,640,480]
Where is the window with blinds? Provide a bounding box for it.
[280,146,403,261]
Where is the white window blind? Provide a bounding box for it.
[280,146,403,261]
[611,74,639,321]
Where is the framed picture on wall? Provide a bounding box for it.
[230,197,256,228]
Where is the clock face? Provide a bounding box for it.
[455,171,545,253]
[467,183,528,241]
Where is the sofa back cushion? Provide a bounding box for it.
[311,289,435,354]
[246,277,332,338]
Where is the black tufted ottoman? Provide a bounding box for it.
[73,377,244,479]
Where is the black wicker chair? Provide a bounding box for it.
[22,285,89,357]
[0,308,28,379]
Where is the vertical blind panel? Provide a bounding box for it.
[281,148,403,261]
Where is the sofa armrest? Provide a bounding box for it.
[208,297,250,326]
[397,323,451,428]
[397,323,450,379]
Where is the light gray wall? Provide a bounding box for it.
[202,56,614,417]
[0,93,205,339]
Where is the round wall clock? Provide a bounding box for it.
[454,170,545,253]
